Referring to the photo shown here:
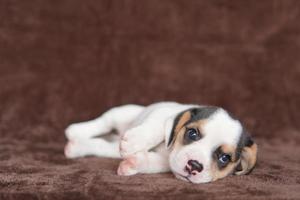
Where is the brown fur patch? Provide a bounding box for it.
[211,144,239,181]
[211,161,238,181]
[173,116,208,147]
[174,111,191,134]
[170,111,191,148]
[247,143,258,168]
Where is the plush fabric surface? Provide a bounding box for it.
[0,1,300,199]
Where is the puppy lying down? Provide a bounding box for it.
[65,102,257,183]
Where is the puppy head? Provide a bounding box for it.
[165,107,257,183]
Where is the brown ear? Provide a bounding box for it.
[234,140,258,175]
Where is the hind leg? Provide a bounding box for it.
[64,138,121,158]
[65,104,144,140]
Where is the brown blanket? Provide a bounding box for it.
[1,1,300,199]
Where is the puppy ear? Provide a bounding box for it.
[234,137,258,175]
[164,118,175,149]
[165,110,191,149]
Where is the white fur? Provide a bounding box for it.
[64,102,242,183]
[168,109,242,183]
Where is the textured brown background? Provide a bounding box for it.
[0,1,300,199]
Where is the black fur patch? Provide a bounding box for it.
[187,106,219,123]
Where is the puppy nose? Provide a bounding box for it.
[187,160,203,173]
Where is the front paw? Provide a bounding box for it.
[64,140,83,159]
[65,124,84,140]
[117,156,139,176]
[65,123,97,140]
[119,128,147,158]
[117,152,146,176]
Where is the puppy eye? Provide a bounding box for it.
[184,128,201,141]
[218,154,231,167]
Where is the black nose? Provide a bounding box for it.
[188,160,203,173]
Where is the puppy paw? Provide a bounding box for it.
[65,123,98,140]
[65,124,82,140]
[117,156,139,176]
[119,127,148,158]
[64,140,85,159]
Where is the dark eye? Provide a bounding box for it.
[184,128,201,141]
[218,154,231,167]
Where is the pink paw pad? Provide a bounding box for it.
[117,156,139,176]
[64,141,75,158]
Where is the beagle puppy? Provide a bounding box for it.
[64,102,257,183]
